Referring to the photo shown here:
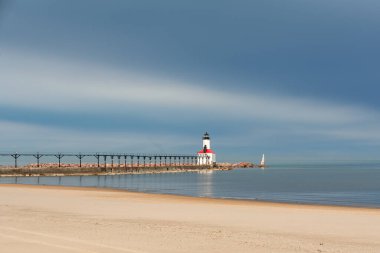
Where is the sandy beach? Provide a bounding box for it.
[1,185,380,253]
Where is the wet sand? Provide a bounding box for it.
[1,184,380,253]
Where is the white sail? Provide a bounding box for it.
[260,154,265,166]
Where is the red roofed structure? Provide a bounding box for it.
[197,149,215,154]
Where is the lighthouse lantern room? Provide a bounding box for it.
[197,132,216,165]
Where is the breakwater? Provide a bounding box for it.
[0,152,219,176]
[0,153,256,177]
[0,164,222,177]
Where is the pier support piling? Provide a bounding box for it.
[94,154,100,168]
[117,155,121,168]
[103,155,107,169]
[76,154,85,168]
[11,153,21,168]
[33,153,43,167]
[55,154,64,168]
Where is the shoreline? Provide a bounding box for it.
[1,184,380,252]
[1,183,379,211]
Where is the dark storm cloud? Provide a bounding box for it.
[1,0,380,105]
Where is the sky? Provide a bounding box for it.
[0,0,380,162]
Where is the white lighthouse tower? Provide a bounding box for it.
[197,132,216,165]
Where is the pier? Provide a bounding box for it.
[0,152,214,176]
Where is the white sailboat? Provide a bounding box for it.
[259,154,265,168]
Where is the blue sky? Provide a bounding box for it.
[0,0,380,162]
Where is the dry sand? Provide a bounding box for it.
[1,185,380,253]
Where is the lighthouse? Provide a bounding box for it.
[197,132,216,165]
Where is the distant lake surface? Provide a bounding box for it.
[2,161,380,208]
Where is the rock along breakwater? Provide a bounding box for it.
[0,163,234,177]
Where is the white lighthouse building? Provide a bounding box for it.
[197,132,216,165]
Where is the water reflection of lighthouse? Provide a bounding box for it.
[197,172,214,197]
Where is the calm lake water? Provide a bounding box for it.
[2,161,380,207]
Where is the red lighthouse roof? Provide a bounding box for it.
[198,149,215,154]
